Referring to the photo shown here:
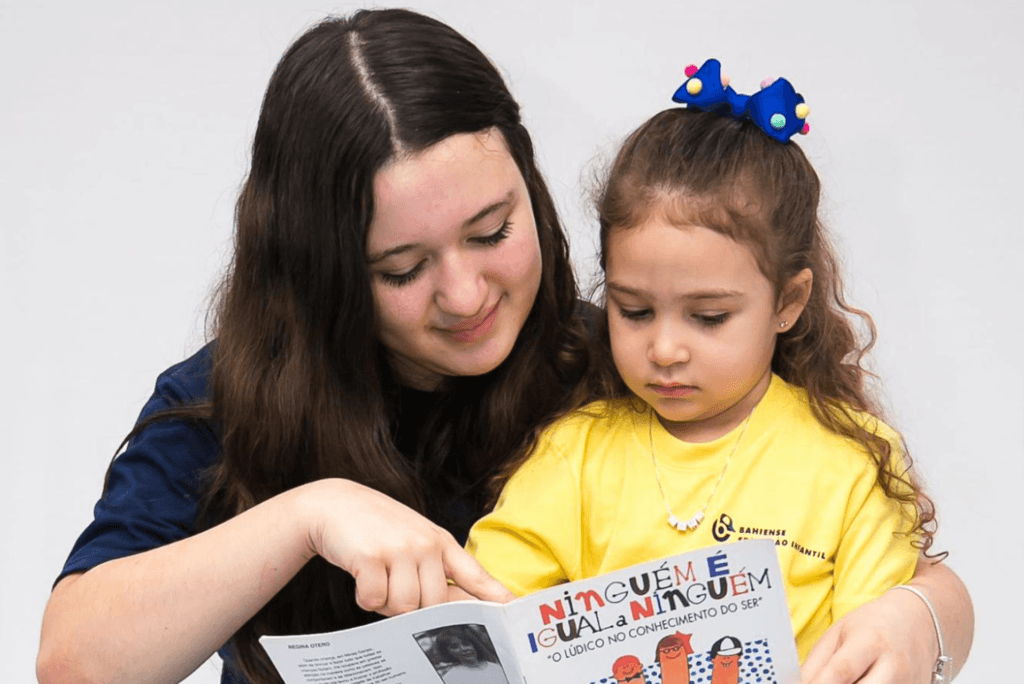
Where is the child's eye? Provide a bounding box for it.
[617,306,652,321]
[378,261,425,287]
[472,220,512,246]
[694,312,729,327]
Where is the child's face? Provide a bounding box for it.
[605,218,783,442]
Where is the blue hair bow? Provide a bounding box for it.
[671,58,810,143]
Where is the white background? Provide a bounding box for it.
[2,1,1020,682]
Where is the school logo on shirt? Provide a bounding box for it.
[711,512,827,561]
[712,514,735,542]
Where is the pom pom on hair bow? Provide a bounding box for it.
[672,58,810,143]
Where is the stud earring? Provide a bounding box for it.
[779,321,788,329]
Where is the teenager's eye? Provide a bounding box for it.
[472,220,512,246]
[377,262,425,287]
[617,306,652,321]
[695,312,729,327]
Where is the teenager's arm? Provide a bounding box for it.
[37,479,511,684]
[914,560,973,677]
[801,558,973,684]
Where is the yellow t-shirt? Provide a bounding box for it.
[467,375,918,660]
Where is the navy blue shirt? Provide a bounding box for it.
[60,345,219,581]
[59,303,599,683]
[57,346,252,680]
[58,341,509,683]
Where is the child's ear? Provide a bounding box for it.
[776,268,813,331]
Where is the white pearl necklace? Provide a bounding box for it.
[649,408,752,532]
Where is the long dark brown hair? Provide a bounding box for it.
[589,108,937,554]
[111,10,593,684]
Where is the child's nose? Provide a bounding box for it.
[648,323,691,366]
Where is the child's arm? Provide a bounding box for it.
[466,435,582,596]
[801,559,973,683]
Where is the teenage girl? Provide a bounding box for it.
[468,71,937,666]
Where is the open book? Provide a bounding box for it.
[260,538,800,684]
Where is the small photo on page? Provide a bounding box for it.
[414,623,511,684]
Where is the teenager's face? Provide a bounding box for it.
[605,218,783,442]
[367,129,542,390]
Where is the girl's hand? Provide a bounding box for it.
[800,587,937,684]
[303,478,515,616]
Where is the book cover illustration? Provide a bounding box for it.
[509,539,794,684]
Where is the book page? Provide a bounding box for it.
[503,538,800,684]
[260,602,522,684]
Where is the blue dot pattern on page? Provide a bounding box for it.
[586,639,777,684]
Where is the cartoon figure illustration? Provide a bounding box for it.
[655,632,694,684]
[612,654,647,683]
[709,636,743,684]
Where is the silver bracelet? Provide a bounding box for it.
[891,584,954,683]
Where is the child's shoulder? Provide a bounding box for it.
[767,375,904,468]
[534,396,646,459]
[770,374,894,430]
[504,398,644,491]
[543,395,645,433]
[770,374,905,475]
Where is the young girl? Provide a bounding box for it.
[467,65,933,663]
